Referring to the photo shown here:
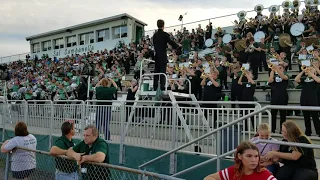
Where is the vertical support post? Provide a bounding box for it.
[4,153,10,180]
[170,102,177,174]
[119,101,126,165]
[48,101,54,148]
[86,76,91,100]
[216,130,221,172]
[23,100,28,124]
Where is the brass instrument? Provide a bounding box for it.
[225,61,233,67]
[305,0,312,7]
[269,5,279,16]
[254,4,264,14]
[268,63,274,69]
[200,72,208,79]
[241,67,246,72]
[237,11,247,21]
[301,65,308,71]
[279,33,292,48]
[282,0,291,10]
[235,39,246,51]
[292,0,301,10]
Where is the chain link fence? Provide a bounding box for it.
[0,143,184,180]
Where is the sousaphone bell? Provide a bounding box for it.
[279,33,292,48]
[235,39,246,51]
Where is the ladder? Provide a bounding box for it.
[123,71,212,149]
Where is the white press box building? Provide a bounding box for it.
[26,13,147,59]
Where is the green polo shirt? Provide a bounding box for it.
[54,136,76,173]
[95,86,117,105]
[55,135,75,150]
[72,137,108,163]
[72,138,110,180]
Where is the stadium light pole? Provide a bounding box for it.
[179,12,188,32]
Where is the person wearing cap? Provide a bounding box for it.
[50,120,77,180]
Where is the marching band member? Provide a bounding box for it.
[238,69,256,130]
[280,40,293,70]
[245,37,261,80]
[229,62,243,108]
[192,59,204,100]
[201,71,221,127]
[294,66,320,136]
[268,64,289,133]
[259,38,268,72]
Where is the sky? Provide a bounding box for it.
[0,0,290,57]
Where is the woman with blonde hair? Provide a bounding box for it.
[251,123,279,174]
[265,120,318,180]
[95,77,118,140]
[204,141,276,180]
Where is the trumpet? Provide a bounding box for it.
[301,65,308,71]
[268,63,274,69]
[225,61,233,67]
[200,72,208,79]
[241,67,246,72]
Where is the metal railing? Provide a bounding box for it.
[0,143,184,180]
[0,100,266,156]
[144,1,310,37]
[0,52,29,64]
[138,105,320,177]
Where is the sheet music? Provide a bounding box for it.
[298,54,307,60]
[242,63,250,70]
[301,60,311,67]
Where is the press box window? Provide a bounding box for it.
[42,41,51,51]
[67,36,76,47]
[97,29,110,42]
[80,33,94,45]
[54,38,64,49]
[32,43,40,53]
[112,25,128,39]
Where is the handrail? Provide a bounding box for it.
[139,73,168,93]
[0,143,184,180]
[139,58,155,84]
[257,139,320,149]
[172,138,320,177]
[139,105,320,169]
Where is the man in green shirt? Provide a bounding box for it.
[50,120,78,179]
[66,126,110,180]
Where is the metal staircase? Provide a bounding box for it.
[123,61,212,147]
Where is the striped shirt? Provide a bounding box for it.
[219,166,277,180]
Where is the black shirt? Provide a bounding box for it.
[153,29,179,65]
[269,72,289,105]
[280,136,317,172]
[300,75,319,106]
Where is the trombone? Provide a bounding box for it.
[241,67,246,72]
